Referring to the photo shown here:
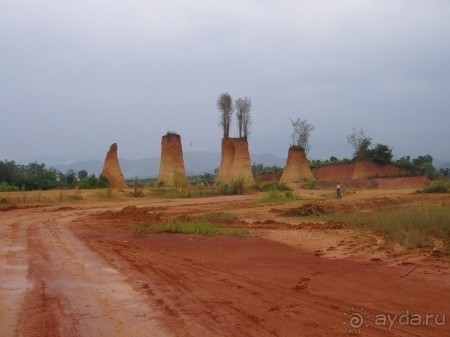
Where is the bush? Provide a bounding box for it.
[231,177,245,195]
[217,178,246,195]
[0,182,19,192]
[78,175,109,189]
[301,179,316,189]
[260,182,293,192]
[259,190,299,203]
[424,180,450,193]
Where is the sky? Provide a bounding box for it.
[1,0,450,164]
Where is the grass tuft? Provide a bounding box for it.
[134,219,244,236]
[325,205,450,253]
[259,190,299,203]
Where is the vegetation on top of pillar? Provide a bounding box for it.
[217,92,233,138]
[235,97,252,139]
[289,118,315,154]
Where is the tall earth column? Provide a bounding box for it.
[216,137,255,186]
[280,145,314,183]
[101,143,128,188]
[157,133,189,187]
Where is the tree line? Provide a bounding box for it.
[0,160,108,191]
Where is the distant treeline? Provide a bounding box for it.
[0,160,108,191]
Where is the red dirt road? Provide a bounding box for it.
[1,196,449,336]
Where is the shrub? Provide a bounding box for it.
[0,182,19,192]
[259,190,299,203]
[78,175,109,189]
[301,179,316,189]
[424,180,450,193]
[260,182,293,192]
[231,177,245,195]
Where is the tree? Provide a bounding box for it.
[78,170,88,180]
[346,128,372,160]
[217,92,233,138]
[366,144,393,164]
[235,97,252,138]
[65,169,77,188]
[290,118,315,154]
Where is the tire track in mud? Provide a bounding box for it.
[0,213,32,337]
[1,209,172,337]
[76,225,448,337]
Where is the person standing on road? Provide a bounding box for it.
[336,182,342,199]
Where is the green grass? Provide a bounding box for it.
[259,190,299,203]
[133,219,244,236]
[259,182,293,192]
[324,205,450,253]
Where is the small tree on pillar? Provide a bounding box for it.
[235,97,252,139]
[290,118,315,154]
[217,92,233,138]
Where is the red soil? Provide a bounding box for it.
[1,192,448,336]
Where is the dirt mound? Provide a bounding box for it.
[280,146,314,183]
[282,203,330,217]
[101,143,128,188]
[157,134,189,187]
[94,205,165,223]
[216,137,255,186]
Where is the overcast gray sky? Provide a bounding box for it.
[1,0,449,164]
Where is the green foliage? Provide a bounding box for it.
[0,182,19,192]
[309,158,352,168]
[395,154,439,179]
[346,128,372,160]
[301,178,316,189]
[134,219,244,236]
[424,180,450,193]
[188,172,215,185]
[133,177,144,197]
[252,163,283,175]
[259,189,299,203]
[0,159,106,191]
[216,178,246,195]
[78,175,109,189]
[366,143,393,164]
[260,182,292,192]
[78,170,88,180]
[65,169,77,188]
[289,118,315,154]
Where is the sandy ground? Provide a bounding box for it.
[0,188,449,336]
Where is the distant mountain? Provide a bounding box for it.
[52,151,286,179]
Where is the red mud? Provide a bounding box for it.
[1,192,449,337]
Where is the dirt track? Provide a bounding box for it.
[1,193,449,336]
